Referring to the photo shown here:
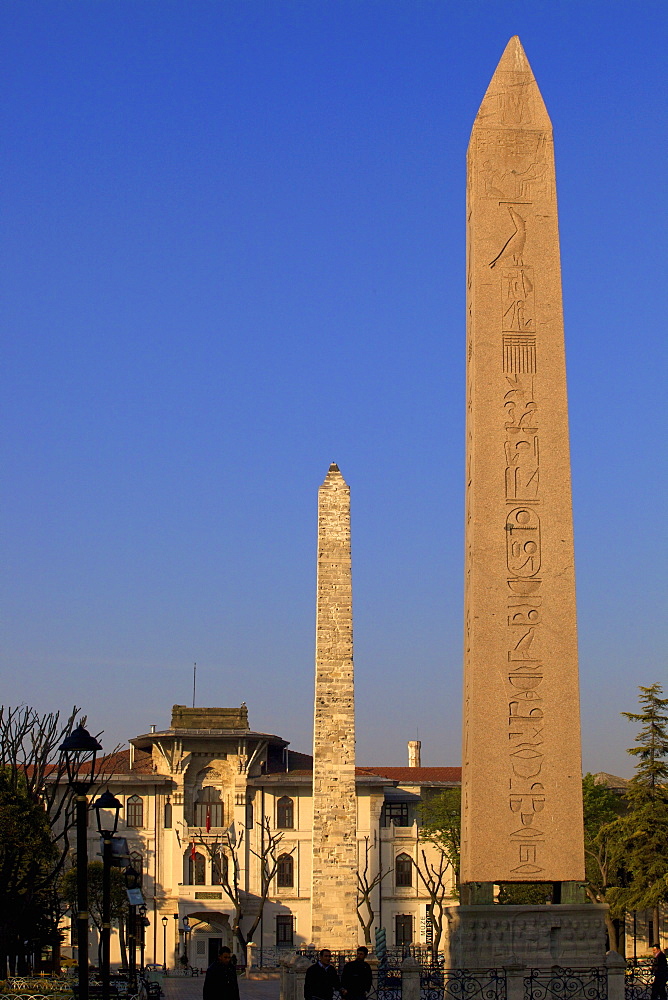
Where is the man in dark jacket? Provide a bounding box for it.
[341,947,373,1000]
[203,946,240,1000]
[651,945,668,1000]
[304,949,340,1000]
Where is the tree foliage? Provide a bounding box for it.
[0,705,85,976]
[60,860,129,931]
[604,684,668,937]
[496,882,552,904]
[416,789,460,952]
[419,788,461,889]
[0,768,58,973]
[621,684,668,803]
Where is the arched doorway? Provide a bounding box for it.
[183,913,232,969]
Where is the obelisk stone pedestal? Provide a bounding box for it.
[310,463,357,950]
[443,903,609,971]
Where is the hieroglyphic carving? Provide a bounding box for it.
[489,206,527,269]
[498,208,545,875]
[505,430,539,500]
[477,131,555,202]
[504,374,536,429]
[502,267,534,330]
[503,334,536,374]
[506,507,541,576]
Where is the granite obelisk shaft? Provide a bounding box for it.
[311,463,357,947]
[462,37,585,884]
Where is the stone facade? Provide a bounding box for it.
[462,36,584,885]
[55,716,461,968]
[311,463,358,949]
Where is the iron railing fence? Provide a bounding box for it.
[624,960,654,1000]
[524,967,607,1000]
[294,952,508,1000]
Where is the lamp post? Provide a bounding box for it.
[161,917,168,972]
[138,904,147,973]
[93,791,122,1000]
[182,916,190,968]
[124,865,141,991]
[58,725,103,1000]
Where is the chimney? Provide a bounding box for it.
[150,724,156,733]
[408,740,421,768]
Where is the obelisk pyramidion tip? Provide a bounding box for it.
[472,35,551,133]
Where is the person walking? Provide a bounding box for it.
[304,949,340,1000]
[341,947,372,1000]
[203,947,240,1000]
[651,944,668,1000]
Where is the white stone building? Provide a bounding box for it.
[63,703,460,969]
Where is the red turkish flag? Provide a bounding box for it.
[190,841,196,861]
[205,805,211,833]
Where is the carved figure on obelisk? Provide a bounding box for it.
[311,463,357,948]
[461,37,585,887]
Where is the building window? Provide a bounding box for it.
[277,796,294,829]
[189,851,206,886]
[212,850,228,886]
[395,853,413,888]
[194,786,223,828]
[127,795,144,828]
[395,914,413,946]
[276,915,293,947]
[277,853,294,888]
[164,800,172,829]
[382,802,410,827]
[130,851,143,886]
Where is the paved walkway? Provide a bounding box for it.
[162,974,280,1000]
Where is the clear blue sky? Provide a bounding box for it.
[2,1,666,777]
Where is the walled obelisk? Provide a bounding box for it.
[461,37,585,887]
[311,463,357,948]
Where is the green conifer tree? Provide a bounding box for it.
[605,684,668,944]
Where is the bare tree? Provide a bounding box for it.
[412,848,453,956]
[0,704,120,976]
[0,705,84,975]
[356,836,393,947]
[190,816,293,961]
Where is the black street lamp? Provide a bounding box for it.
[124,865,141,991]
[58,725,103,1000]
[138,904,147,973]
[182,916,190,967]
[161,917,168,972]
[93,790,122,1000]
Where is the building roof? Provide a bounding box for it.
[358,766,461,784]
[593,771,630,792]
[131,728,288,751]
[101,747,155,774]
[250,764,461,788]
